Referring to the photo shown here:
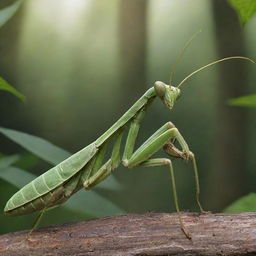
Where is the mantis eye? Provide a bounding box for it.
[154,81,166,98]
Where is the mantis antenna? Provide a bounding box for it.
[177,56,256,88]
[169,30,202,86]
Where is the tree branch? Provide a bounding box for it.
[1,212,256,256]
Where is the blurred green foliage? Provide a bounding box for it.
[227,0,256,109]
[0,0,25,101]
[0,77,25,101]
[228,94,256,107]
[228,0,256,25]
[0,127,70,164]
[224,193,256,213]
[0,128,125,232]
[0,0,21,27]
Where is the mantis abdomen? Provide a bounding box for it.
[5,143,98,216]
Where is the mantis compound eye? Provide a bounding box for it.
[154,82,180,110]
[154,81,166,98]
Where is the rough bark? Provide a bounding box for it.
[1,212,256,256]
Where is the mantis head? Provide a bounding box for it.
[154,81,180,110]
[153,56,255,111]
[157,31,255,111]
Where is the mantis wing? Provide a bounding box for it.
[4,143,98,213]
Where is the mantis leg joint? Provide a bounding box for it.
[167,121,175,129]
[189,151,195,159]
[164,159,172,165]
[122,159,129,167]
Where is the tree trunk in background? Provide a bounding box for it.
[209,0,250,210]
[119,0,147,110]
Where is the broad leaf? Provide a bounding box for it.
[14,153,39,170]
[0,127,71,165]
[223,193,256,213]
[0,154,19,169]
[0,127,122,190]
[228,0,256,25]
[0,166,36,188]
[0,0,22,28]
[228,94,256,107]
[0,77,25,102]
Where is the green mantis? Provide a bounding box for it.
[4,53,255,239]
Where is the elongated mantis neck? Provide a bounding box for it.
[95,87,156,147]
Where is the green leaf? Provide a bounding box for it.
[223,193,256,213]
[228,94,256,107]
[0,77,25,102]
[0,155,20,169]
[14,153,39,170]
[0,0,22,28]
[228,0,256,25]
[0,127,71,165]
[0,127,123,191]
[0,166,36,188]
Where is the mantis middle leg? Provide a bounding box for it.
[82,129,124,189]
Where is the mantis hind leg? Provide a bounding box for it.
[27,209,45,238]
[26,181,77,238]
[83,129,124,189]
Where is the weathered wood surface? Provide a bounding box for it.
[1,212,256,256]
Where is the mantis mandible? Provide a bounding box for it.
[4,48,255,239]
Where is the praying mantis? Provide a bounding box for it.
[4,43,255,239]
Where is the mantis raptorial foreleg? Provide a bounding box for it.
[124,126,190,168]
[121,121,191,238]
